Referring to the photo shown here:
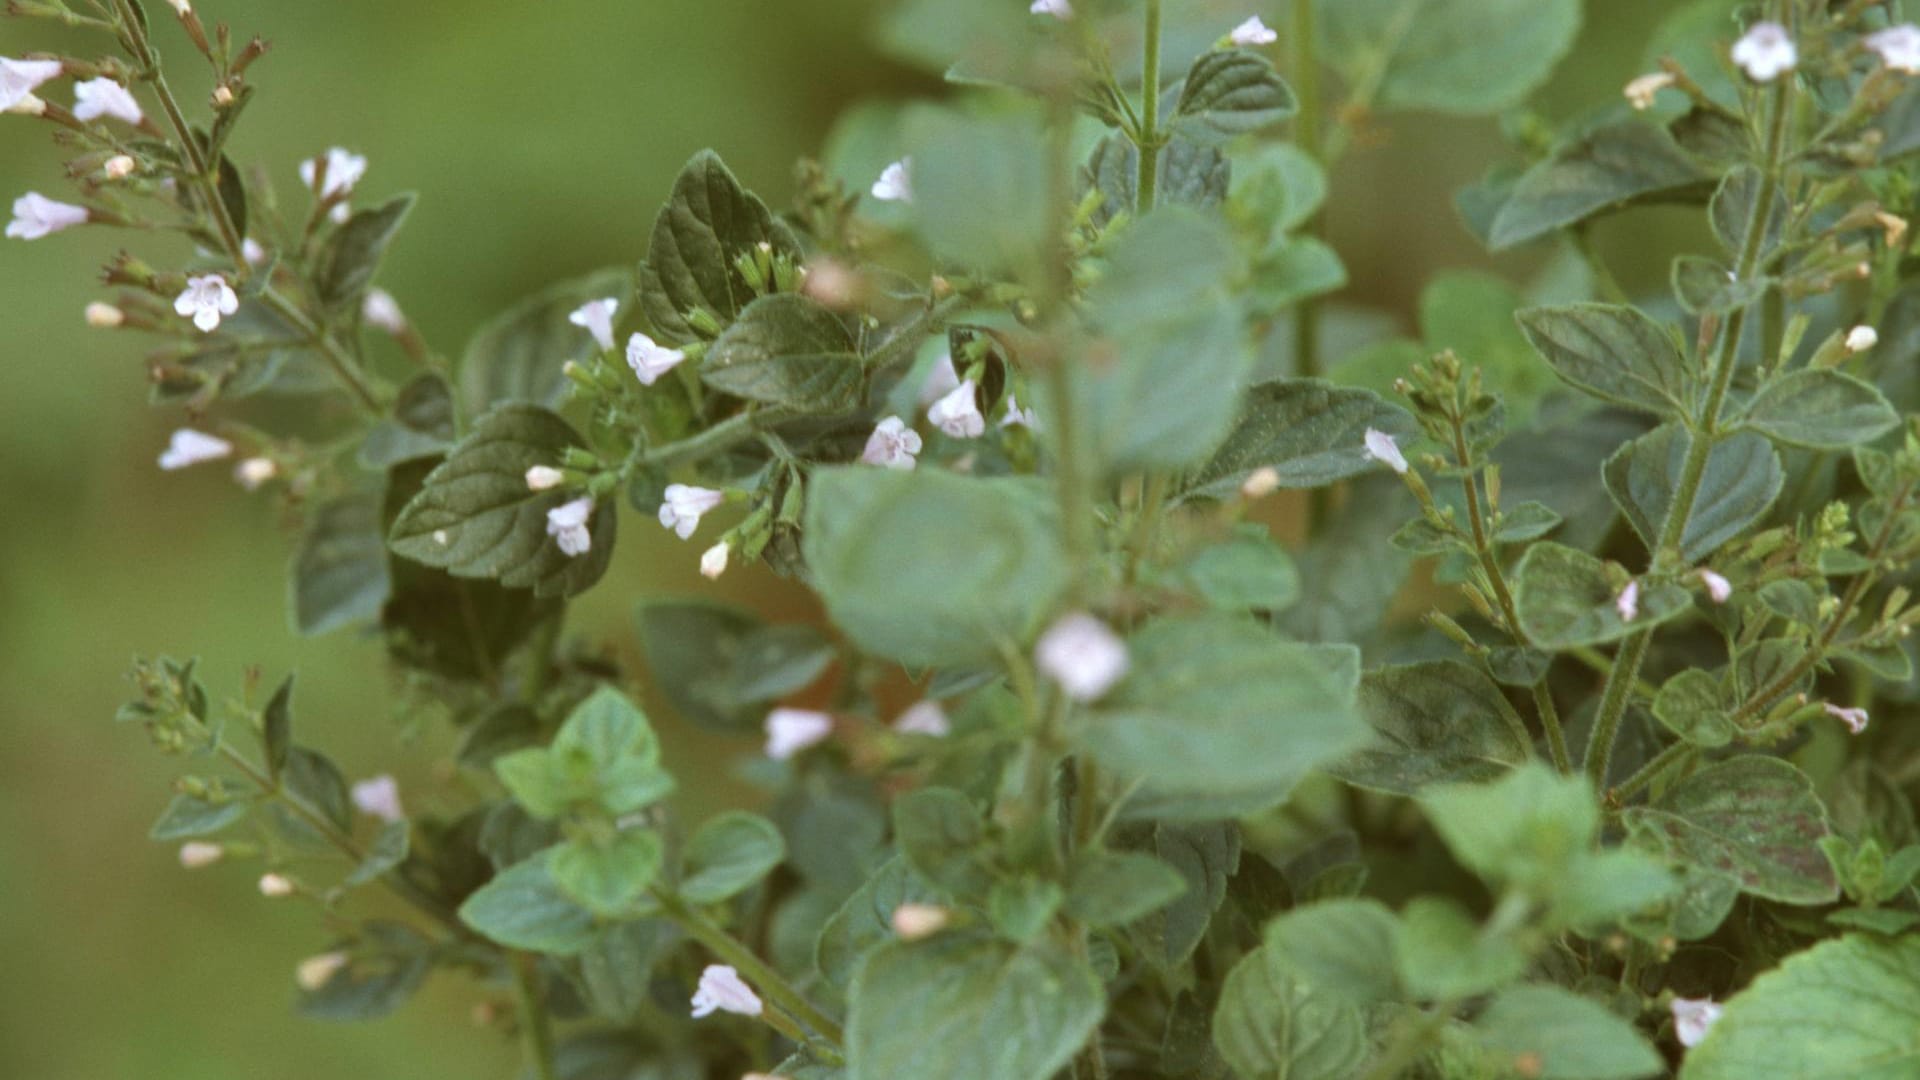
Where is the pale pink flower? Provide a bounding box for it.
[1671,997,1723,1049]
[1036,613,1129,702]
[764,708,833,760]
[1732,22,1797,82]
[158,428,233,470]
[1823,702,1869,735]
[72,78,142,124]
[689,964,762,1018]
[1362,428,1408,474]
[173,274,239,332]
[928,380,985,439]
[350,775,403,823]
[546,497,595,557]
[7,192,88,240]
[893,700,951,737]
[658,485,725,540]
[860,416,923,470]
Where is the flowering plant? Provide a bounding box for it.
[11,0,1920,1077]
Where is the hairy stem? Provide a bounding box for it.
[510,952,559,1080]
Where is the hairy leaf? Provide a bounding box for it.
[1330,661,1530,795]
[1181,379,1419,499]
[702,293,862,412]
[1621,756,1838,905]
[1602,425,1783,564]
[638,150,800,344]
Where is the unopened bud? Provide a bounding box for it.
[233,457,277,491]
[525,465,566,492]
[103,154,135,180]
[178,841,224,869]
[258,872,296,898]
[1846,325,1878,354]
[295,951,349,991]
[166,0,191,14]
[211,85,234,107]
[85,301,124,328]
[7,92,46,116]
[1240,466,1282,499]
[1876,211,1910,250]
[890,902,951,940]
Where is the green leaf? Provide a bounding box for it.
[1709,165,1788,263]
[1175,49,1296,140]
[803,468,1067,669]
[458,846,597,955]
[458,267,634,413]
[345,820,411,887]
[291,494,392,636]
[1671,254,1766,316]
[638,150,801,345]
[1475,985,1663,1080]
[1085,132,1229,228]
[1074,616,1365,819]
[1230,142,1326,234]
[987,877,1064,944]
[1680,935,1920,1079]
[1493,502,1564,543]
[1172,525,1301,612]
[387,404,615,599]
[1515,304,1693,418]
[1486,123,1712,250]
[679,811,785,904]
[1396,896,1529,999]
[283,746,352,832]
[1651,669,1735,749]
[1247,235,1347,315]
[495,688,672,820]
[1181,379,1419,499]
[1422,762,1598,892]
[1063,850,1188,928]
[1329,661,1530,795]
[295,922,432,1023]
[847,934,1103,1080]
[149,792,248,840]
[359,373,455,469]
[1419,272,1559,425]
[1213,942,1367,1080]
[893,787,994,902]
[1142,822,1240,968]
[551,830,665,917]
[1621,756,1838,905]
[262,674,293,782]
[815,855,944,991]
[904,107,1050,277]
[317,194,414,313]
[575,919,672,1022]
[635,601,833,734]
[1739,369,1901,450]
[1263,898,1402,1005]
[702,293,862,411]
[1318,0,1579,116]
[1513,542,1690,649]
[1603,425,1783,564]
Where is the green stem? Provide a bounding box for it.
[1290,0,1333,535]
[1610,740,1695,805]
[1359,1001,1457,1080]
[653,890,845,1049]
[1135,0,1163,212]
[510,952,558,1080]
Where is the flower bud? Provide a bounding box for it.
[295,951,349,991]
[85,301,124,327]
[700,541,731,580]
[1845,325,1878,354]
[178,841,224,869]
[258,872,296,898]
[1240,466,1281,499]
[212,85,234,107]
[525,465,566,492]
[890,902,951,941]
[233,457,277,491]
[103,154,135,180]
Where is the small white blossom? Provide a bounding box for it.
[1866,24,1920,74]
[85,301,124,328]
[1030,0,1073,19]
[700,540,731,580]
[7,191,88,240]
[233,457,277,491]
[546,497,595,557]
[350,775,404,823]
[363,288,407,334]
[1671,997,1723,1049]
[1732,21,1797,82]
[258,872,296,898]
[103,154,137,180]
[626,331,687,385]
[1845,325,1878,353]
[861,415,923,470]
[1698,569,1732,604]
[871,158,912,202]
[893,700,951,738]
[1241,466,1282,499]
[240,236,266,265]
[568,297,620,352]
[1362,428,1408,474]
[178,841,224,869]
[919,352,961,405]
[1624,72,1676,111]
[432,529,449,546]
[890,902,950,940]
[296,952,350,992]
[765,708,834,760]
[1036,613,1130,703]
[1615,580,1641,622]
[1228,16,1278,46]
[173,274,239,332]
[329,203,351,225]
[299,146,367,200]
[158,428,234,470]
[525,465,566,492]
[690,964,763,1019]
[929,379,986,439]
[212,85,235,108]
[0,57,62,114]
[72,77,143,124]
[1000,394,1038,430]
[1824,701,1870,735]
[659,484,725,540]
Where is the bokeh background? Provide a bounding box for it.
[0,1,1679,1077]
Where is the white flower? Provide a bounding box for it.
[363,288,406,334]
[296,952,350,992]
[240,236,266,264]
[158,428,234,470]
[1000,394,1038,430]
[928,379,986,438]
[690,964,763,1019]
[568,297,620,353]
[173,274,239,332]
[103,154,137,180]
[1824,701,1870,735]
[0,57,62,114]
[72,77,142,124]
[1732,21,1797,82]
[890,902,950,940]
[700,541,731,580]
[1866,24,1920,74]
[1698,569,1732,604]
[1228,16,1278,46]
[893,700,951,738]
[919,352,961,405]
[7,191,88,240]
[626,331,687,385]
[1030,0,1073,19]
[525,465,566,492]
[1615,580,1641,622]
[233,457,277,491]
[1624,72,1676,111]
[658,484,725,540]
[1036,613,1130,703]
[871,158,912,203]
[329,203,351,225]
[1671,997,1723,1049]
[350,775,404,823]
[1241,466,1282,499]
[178,841,224,869]
[1362,428,1408,474]
[546,496,595,557]
[861,415,923,470]
[1845,325,1878,353]
[258,872,296,898]
[299,147,367,200]
[765,708,834,760]
[85,302,124,328]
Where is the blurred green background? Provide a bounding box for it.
[0,1,1674,1077]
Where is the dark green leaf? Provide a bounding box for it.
[1739,369,1900,450]
[1181,379,1419,499]
[149,792,248,840]
[1651,670,1734,749]
[1085,133,1229,228]
[1621,756,1838,905]
[344,820,410,887]
[893,787,994,902]
[291,494,392,635]
[1513,542,1690,649]
[318,194,414,313]
[638,150,800,345]
[636,601,833,734]
[1175,49,1296,140]
[1487,123,1712,250]
[1329,661,1530,795]
[1515,304,1692,418]
[263,674,293,782]
[1064,850,1188,928]
[815,855,944,991]
[702,293,861,411]
[1671,254,1766,316]
[1603,425,1783,564]
[458,846,597,955]
[359,374,455,469]
[459,267,634,413]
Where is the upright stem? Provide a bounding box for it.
[1291,0,1332,534]
[510,952,559,1080]
[1135,0,1163,212]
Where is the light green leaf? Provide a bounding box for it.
[551,830,665,917]
[702,293,862,412]
[1063,849,1188,928]
[1329,661,1530,795]
[1172,525,1301,612]
[1671,255,1766,316]
[1515,303,1693,418]
[1175,49,1296,140]
[1264,898,1402,1005]
[638,150,801,345]
[1621,756,1838,905]
[1085,132,1229,228]
[1422,762,1598,893]
[1603,425,1783,564]
[458,846,597,955]
[1475,985,1662,1080]
[1396,895,1529,1000]
[1739,369,1900,450]
[1487,123,1712,250]
[1230,142,1326,234]
[1213,942,1367,1080]
[679,811,785,904]
[458,267,633,413]
[1513,542,1690,649]
[149,792,248,840]
[893,787,994,902]
[1318,0,1577,115]
[905,106,1050,276]
[317,194,413,313]
[635,601,834,735]
[815,855,944,991]
[1181,379,1419,499]
[291,494,392,636]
